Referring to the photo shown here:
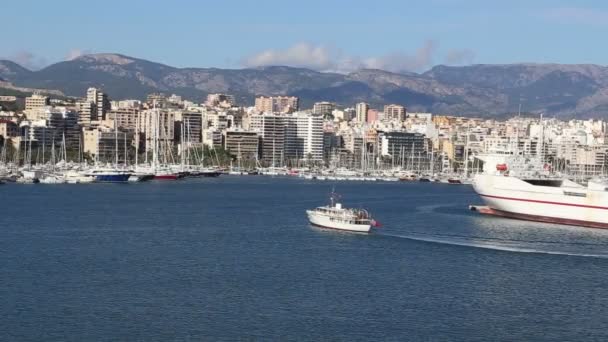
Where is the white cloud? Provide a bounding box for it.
[243,43,335,71]
[362,41,437,72]
[243,40,470,73]
[4,50,48,70]
[65,48,92,61]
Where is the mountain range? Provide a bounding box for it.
[2,53,608,118]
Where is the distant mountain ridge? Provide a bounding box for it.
[2,53,608,118]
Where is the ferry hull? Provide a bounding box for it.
[473,174,608,229]
[471,205,608,229]
[306,211,371,233]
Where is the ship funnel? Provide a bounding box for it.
[335,203,342,209]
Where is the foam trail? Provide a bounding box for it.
[379,232,608,259]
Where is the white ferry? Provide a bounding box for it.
[471,152,608,229]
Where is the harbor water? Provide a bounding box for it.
[2,177,608,341]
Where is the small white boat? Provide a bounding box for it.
[306,192,380,233]
[64,171,95,184]
[39,174,67,184]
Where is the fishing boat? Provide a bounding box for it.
[306,191,380,233]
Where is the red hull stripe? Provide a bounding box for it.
[479,193,608,211]
[476,207,608,229]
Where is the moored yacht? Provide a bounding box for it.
[86,169,131,183]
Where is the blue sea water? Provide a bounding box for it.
[2,177,608,341]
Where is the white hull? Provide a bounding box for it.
[306,210,371,232]
[473,174,608,228]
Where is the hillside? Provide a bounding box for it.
[3,53,608,117]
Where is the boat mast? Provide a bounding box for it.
[135,113,139,167]
[42,127,45,165]
[464,121,470,178]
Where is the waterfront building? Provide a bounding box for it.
[83,127,132,163]
[180,111,203,144]
[378,131,427,158]
[224,130,260,160]
[47,107,80,148]
[323,131,340,161]
[19,107,80,149]
[250,113,286,164]
[202,128,223,148]
[284,112,324,162]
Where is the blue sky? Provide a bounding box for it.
[2,0,608,72]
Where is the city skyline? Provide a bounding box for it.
[2,0,608,72]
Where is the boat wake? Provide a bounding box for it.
[378,231,608,259]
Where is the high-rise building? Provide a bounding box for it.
[86,87,111,120]
[19,108,80,150]
[313,102,335,117]
[284,112,324,161]
[355,102,369,123]
[255,96,299,114]
[250,113,286,164]
[25,94,49,111]
[180,111,203,144]
[76,100,95,126]
[383,104,406,122]
[47,108,80,148]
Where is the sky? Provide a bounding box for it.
[2,0,608,73]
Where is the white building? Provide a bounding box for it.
[285,112,324,161]
[355,102,369,123]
